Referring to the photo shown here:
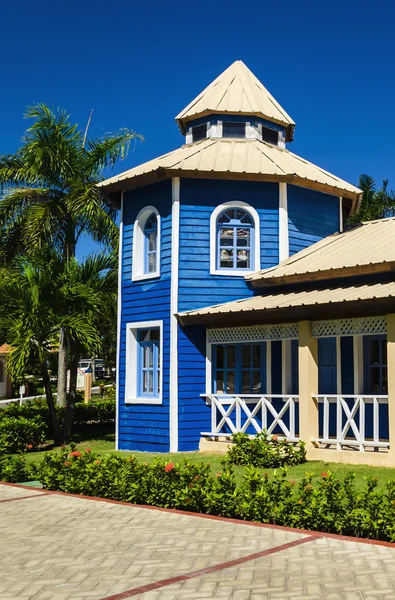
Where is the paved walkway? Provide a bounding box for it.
[2,483,395,600]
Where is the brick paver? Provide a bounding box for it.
[2,483,395,600]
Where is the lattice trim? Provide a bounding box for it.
[208,323,298,344]
[312,316,387,338]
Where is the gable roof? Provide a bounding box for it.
[247,218,395,287]
[175,61,295,137]
[99,137,361,202]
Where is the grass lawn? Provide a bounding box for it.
[13,427,395,491]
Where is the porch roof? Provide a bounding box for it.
[177,281,395,327]
[247,218,395,287]
[98,137,361,203]
[0,344,11,355]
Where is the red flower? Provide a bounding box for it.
[69,450,82,458]
[165,462,175,473]
[63,461,71,467]
[321,472,329,478]
[85,448,91,453]
[26,443,33,449]
[271,435,278,442]
[216,472,222,478]
[95,459,101,465]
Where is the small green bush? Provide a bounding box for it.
[0,416,46,453]
[0,455,31,482]
[227,431,306,468]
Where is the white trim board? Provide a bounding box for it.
[124,319,163,405]
[132,205,161,282]
[279,183,289,262]
[209,200,261,276]
[115,192,124,450]
[169,177,180,452]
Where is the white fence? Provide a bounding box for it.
[201,394,299,441]
[313,395,389,451]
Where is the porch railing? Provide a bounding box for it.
[312,395,389,451]
[201,394,299,441]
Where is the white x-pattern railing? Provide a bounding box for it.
[201,394,299,441]
[313,395,389,451]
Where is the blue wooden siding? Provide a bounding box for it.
[119,180,172,452]
[288,185,339,255]
[178,178,279,313]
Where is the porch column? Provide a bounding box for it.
[298,321,318,456]
[386,315,395,460]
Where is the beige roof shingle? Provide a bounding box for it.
[99,138,361,201]
[177,281,395,326]
[248,218,395,286]
[175,61,295,134]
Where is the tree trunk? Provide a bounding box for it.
[63,354,78,443]
[42,362,62,445]
[57,326,68,407]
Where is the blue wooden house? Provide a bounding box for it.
[100,61,395,467]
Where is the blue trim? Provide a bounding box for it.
[212,342,266,394]
[138,329,160,398]
[216,208,254,271]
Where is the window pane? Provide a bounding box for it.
[216,346,224,369]
[370,367,381,393]
[150,329,160,341]
[253,345,261,367]
[237,249,250,267]
[382,367,388,393]
[227,370,236,393]
[148,371,154,393]
[192,123,207,142]
[220,228,234,245]
[382,339,387,365]
[242,371,250,393]
[148,232,156,252]
[143,371,148,393]
[216,372,224,393]
[227,346,236,368]
[261,126,279,145]
[370,340,380,365]
[236,228,250,246]
[218,210,232,223]
[220,248,233,267]
[242,345,250,368]
[252,370,261,392]
[223,122,245,138]
[148,253,156,272]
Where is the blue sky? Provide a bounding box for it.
[1,0,394,257]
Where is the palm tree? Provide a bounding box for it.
[0,250,116,443]
[0,104,141,407]
[348,175,395,224]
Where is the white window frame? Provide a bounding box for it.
[210,200,260,276]
[132,205,161,282]
[125,319,163,404]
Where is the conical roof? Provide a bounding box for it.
[176,60,295,138]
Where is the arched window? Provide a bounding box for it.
[210,201,260,275]
[144,213,158,274]
[132,206,161,281]
[217,208,253,270]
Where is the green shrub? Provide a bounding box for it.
[0,455,31,483]
[0,416,46,453]
[0,398,115,435]
[227,431,306,468]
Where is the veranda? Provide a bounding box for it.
[201,315,395,466]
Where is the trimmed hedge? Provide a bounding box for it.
[0,398,115,435]
[26,445,395,542]
[0,455,31,482]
